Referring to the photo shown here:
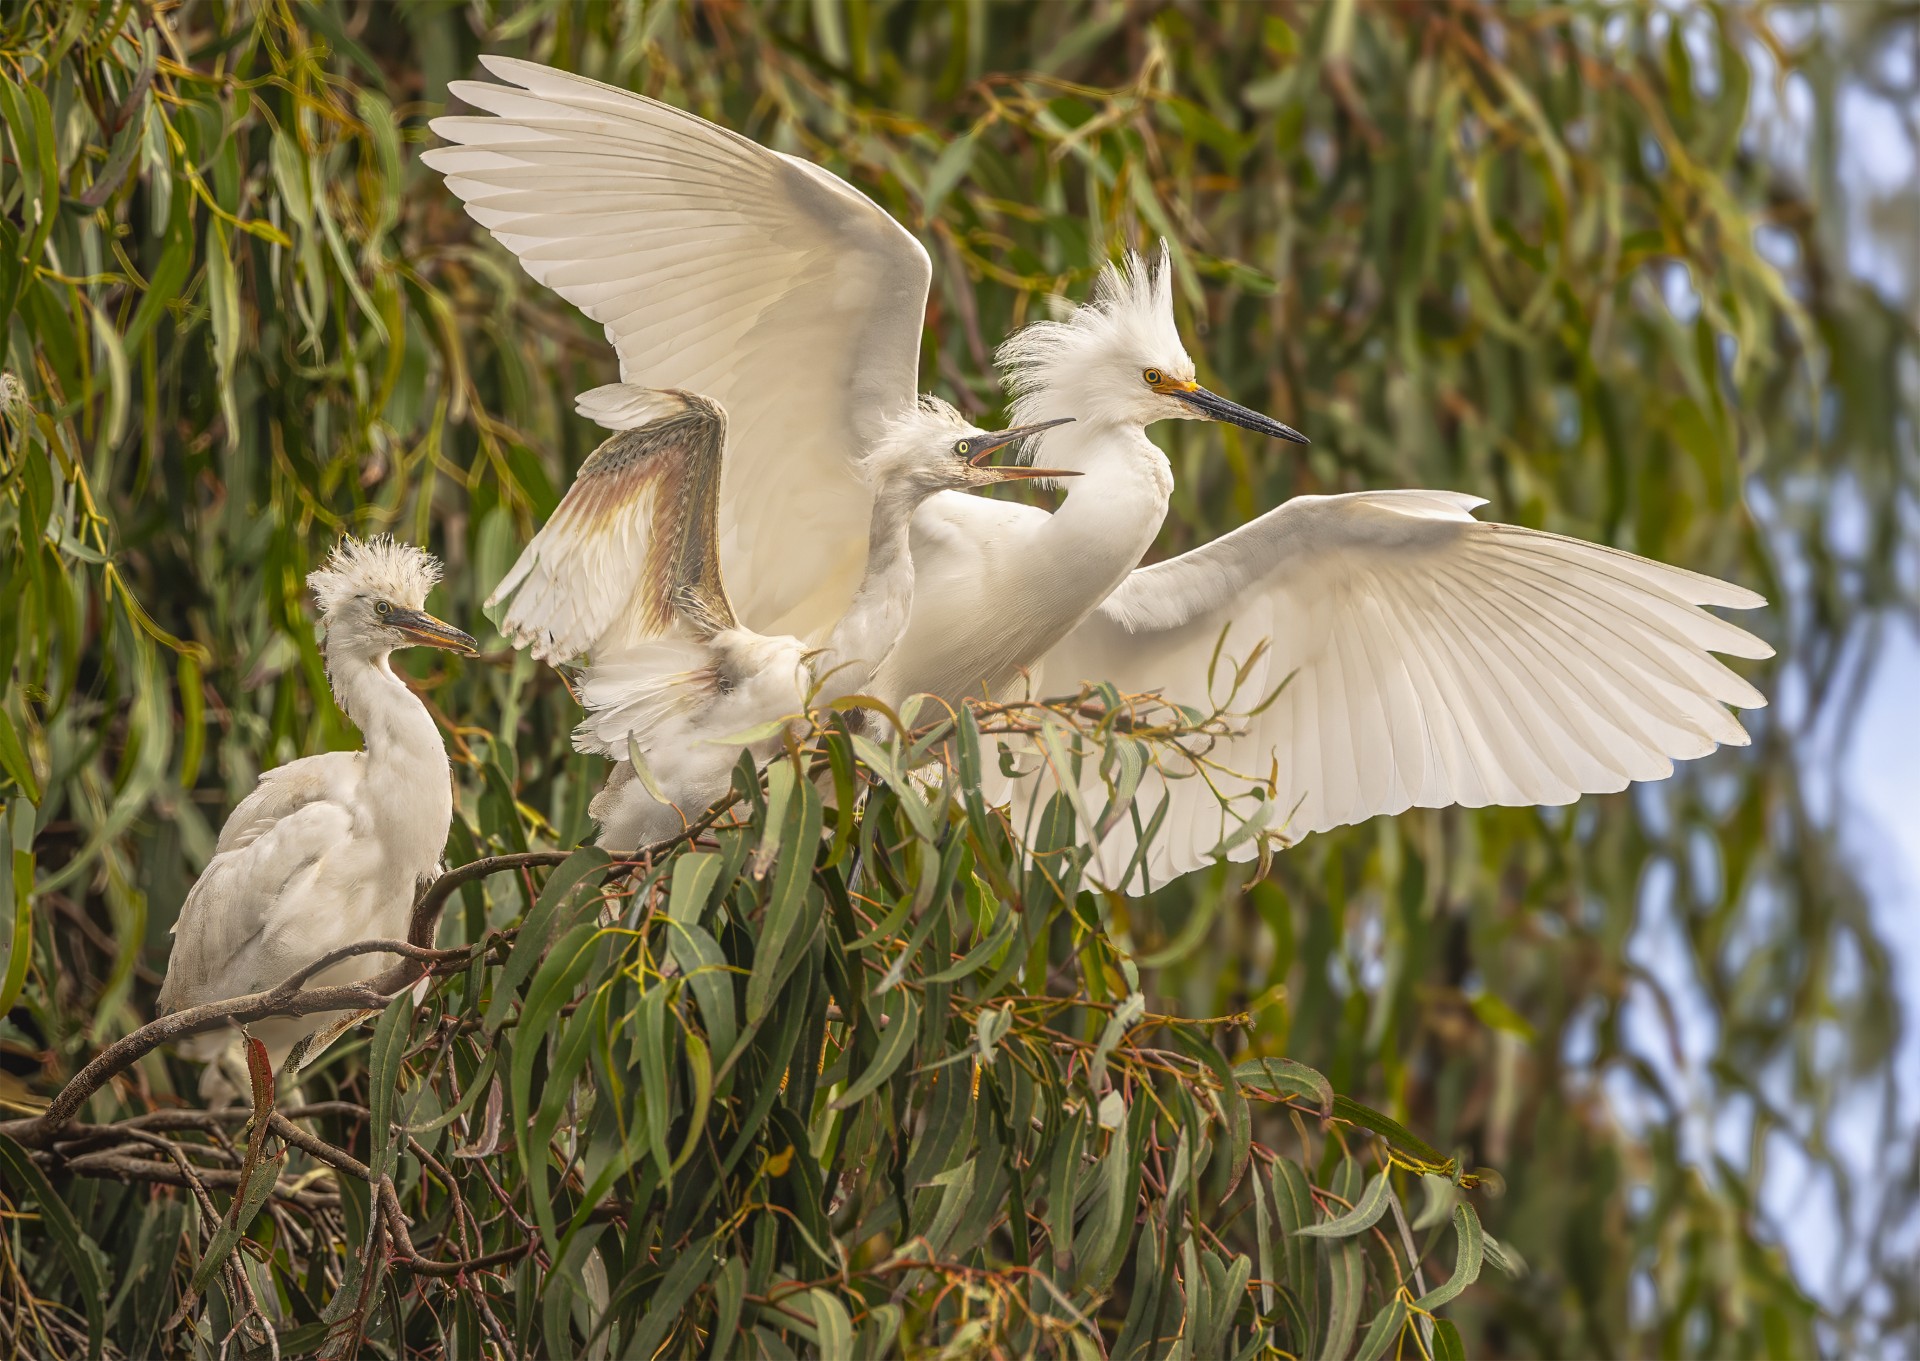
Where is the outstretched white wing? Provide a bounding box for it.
[1028,491,1773,890]
[425,56,932,640]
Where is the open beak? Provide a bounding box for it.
[390,608,479,656]
[1166,383,1309,444]
[968,416,1082,482]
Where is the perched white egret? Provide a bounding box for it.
[158,537,476,1100]
[487,389,1071,851]
[428,60,1772,889]
[968,249,1772,886]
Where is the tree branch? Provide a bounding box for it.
[1,855,574,1147]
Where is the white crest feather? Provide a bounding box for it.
[307,536,444,617]
[997,241,1190,428]
[857,393,975,486]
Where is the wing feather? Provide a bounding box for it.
[487,391,733,663]
[1030,490,1772,888]
[158,795,357,1015]
[428,57,932,639]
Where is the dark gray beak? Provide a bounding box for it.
[966,416,1080,481]
[963,416,1076,466]
[1172,386,1309,444]
[390,608,479,656]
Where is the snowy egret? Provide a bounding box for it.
[429,60,1771,888]
[158,537,476,1100]
[976,255,1771,887]
[487,390,1072,851]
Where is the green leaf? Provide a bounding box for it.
[923,133,976,213]
[1331,1095,1452,1172]
[484,847,609,1033]
[1298,1170,1391,1239]
[530,986,610,1251]
[1416,1202,1486,1310]
[832,991,918,1109]
[364,992,414,1173]
[805,1289,854,1360]
[188,1036,283,1297]
[744,765,823,1024]
[1482,1231,1529,1279]
[204,222,241,446]
[667,851,723,925]
[672,1029,713,1171]
[1234,1057,1334,1116]
[708,1256,745,1360]
[510,920,604,1189]
[623,1237,717,1359]
[667,917,738,1063]
[1353,1298,1410,1361]
[1320,1238,1364,1361]
[0,801,33,1016]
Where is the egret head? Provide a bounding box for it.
[862,396,1079,500]
[308,536,478,662]
[997,242,1308,445]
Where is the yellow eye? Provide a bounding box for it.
[374,600,392,616]
[1143,368,1163,386]
[954,440,971,456]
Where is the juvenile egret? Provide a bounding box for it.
[487,390,1071,851]
[429,60,1771,888]
[158,537,476,1100]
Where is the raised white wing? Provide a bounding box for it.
[425,56,932,641]
[486,391,735,663]
[1027,491,1772,891]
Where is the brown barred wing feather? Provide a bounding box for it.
[487,389,734,662]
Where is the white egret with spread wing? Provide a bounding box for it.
[486,389,1072,851]
[158,538,476,1100]
[961,250,1772,887]
[428,59,1772,888]
[423,59,1298,662]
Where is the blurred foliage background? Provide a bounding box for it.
[1,0,1916,1357]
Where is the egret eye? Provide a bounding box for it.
[954,439,971,457]
[1143,368,1163,386]
[374,600,392,617]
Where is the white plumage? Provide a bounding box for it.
[428,60,1772,891]
[158,537,476,1100]
[426,56,931,644]
[482,389,1070,851]
[1026,491,1771,889]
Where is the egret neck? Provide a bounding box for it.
[881,416,1173,707]
[326,646,452,866]
[810,483,927,705]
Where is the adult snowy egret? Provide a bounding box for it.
[428,60,1771,888]
[487,389,1072,851]
[158,537,476,1100]
[953,248,1773,887]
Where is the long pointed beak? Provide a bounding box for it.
[968,415,1082,482]
[1171,385,1309,444]
[390,608,479,655]
[965,416,1075,466]
[980,464,1083,482]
